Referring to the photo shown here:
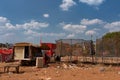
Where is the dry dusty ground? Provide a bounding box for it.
[0,62,120,80]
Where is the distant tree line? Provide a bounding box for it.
[96,31,120,57]
[0,43,13,49]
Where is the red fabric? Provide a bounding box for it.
[0,49,13,62]
[0,49,13,54]
[41,43,56,57]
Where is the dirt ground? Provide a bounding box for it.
[0,62,120,80]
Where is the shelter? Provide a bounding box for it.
[13,42,42,61]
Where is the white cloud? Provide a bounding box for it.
[43,14,49,18]
[16,20,49,30]
[0,16,67,43]
[67,33,75,38]
[61,19,103,38]
[63,24,87,33]
[104,21,120,32]
[79,0,105,6]
[25,36,35,42]
[93,28,100,31]
[24,29,39,36]
[24,29,65,39]
[80,18,104,26]
[0,17,49,31]
[0,16,15,30]
[1,33,16,43]
[40,32,65,37]
[1,15,119,43]
[0,16,50,43]
[5,23,15,29]
[4,33,15,37]
[0,16,9,23]
[60,0,76,11]
[85,30,96,35]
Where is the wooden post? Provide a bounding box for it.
[29,45,32,59]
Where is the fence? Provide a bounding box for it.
[96,38,120,57]
[55,38,120,64]
[95,38,120,64]
[55,39,93,61]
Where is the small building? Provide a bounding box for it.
[13,42,42,61]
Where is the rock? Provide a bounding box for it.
[79,64,85,67]
[57,66,60,69]
[99,67,105,72]
[56,71,59,74]
[45,77,51,80]
[68,65,73,69]
[68,64,77,69]
[62,63,68,69]
[118,71,120,75]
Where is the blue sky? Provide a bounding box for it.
[0,0,120,44]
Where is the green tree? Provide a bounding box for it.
[97,31,120,57]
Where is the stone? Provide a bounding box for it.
[62,63,68,69]
[118,71,120,75]
[99,67,105,72]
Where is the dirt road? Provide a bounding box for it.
[0,62,120,80]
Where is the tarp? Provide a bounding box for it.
[0,49,13,54]
[0,49,13,62]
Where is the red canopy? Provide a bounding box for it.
[0,49,13,54]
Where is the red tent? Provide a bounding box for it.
[0,49,13,62]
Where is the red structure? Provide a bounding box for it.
[0,48,13,62]
[41,43,56,57]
